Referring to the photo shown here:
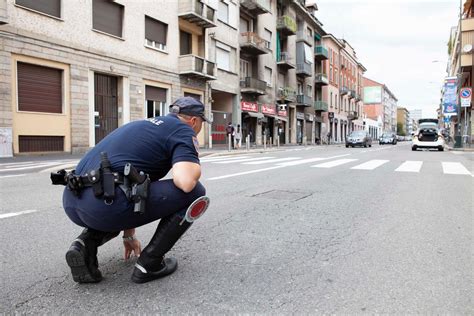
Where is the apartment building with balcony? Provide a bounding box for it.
[363,77,398,133]
[0,0,217,155]
[321,34,366,143]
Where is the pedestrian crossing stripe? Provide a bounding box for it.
[311,159,358,168]
[351,160,389,170]
[395,161,423,173]
[441,162,471,175]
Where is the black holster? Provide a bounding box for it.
[123,163,150,215]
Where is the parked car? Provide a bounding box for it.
[411,119,445,151]
[379,133,397,145]
[346,130,372,148]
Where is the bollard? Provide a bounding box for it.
[277,136,280,148]
[228,135,231,152]
[263,133,267,151]
[246,135,250,151]
[270,137,272,148]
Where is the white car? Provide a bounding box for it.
[411,119,445,151]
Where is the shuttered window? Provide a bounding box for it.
[16,0,61,18]
[19,135,64,152]
[145,86,166,102]
[17,62,63,113]
[145,16,167,50]
[180,31,192,55]
[93,0,124,38]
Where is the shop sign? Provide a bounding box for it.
[262,104,276,115]
[305,114,314,122]
[278,110,287,117]
[241,101,258,112]
[296,112,305,120]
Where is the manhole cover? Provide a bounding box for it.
[252,190,312,201]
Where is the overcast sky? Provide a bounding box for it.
[313,0,460,117]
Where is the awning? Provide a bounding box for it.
[277,116,288,122]
[246,112,264,119]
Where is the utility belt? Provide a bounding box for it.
[51,152,150,215]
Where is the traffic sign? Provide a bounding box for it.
[460,88,471,107]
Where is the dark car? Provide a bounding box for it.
[345,130,372,148]
[379,133,397,145]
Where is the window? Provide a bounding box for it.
[329,49,332,64]
[264,67,272,87]
[240,59,249,79]
[218,1,229,24]
[145,86,167,118]
[304,43,313,64]
[216,41,231,71]
[180,31,192,55]
[329,65,333,82]
[16,0,61,18]
[330,92,333,107]
[264,28,272,50]
[93,0,124,38]
[306,85,312,97]
[306,27,312,38]
[335,69,338,86]
[17,62,63,113]
[297,83,303,94]
[145,16,167,51]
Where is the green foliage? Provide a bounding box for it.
[397,122,406,136]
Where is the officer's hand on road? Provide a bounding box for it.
[123,237,141,260]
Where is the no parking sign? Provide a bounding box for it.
[460,88,471,107]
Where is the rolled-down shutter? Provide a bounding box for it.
[16,0,61,18]
[145,16,167,45]
[93,0,123,38]
[145,86,167,102]
[17,62,62,113]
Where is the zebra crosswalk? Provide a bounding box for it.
[201,154,473,177]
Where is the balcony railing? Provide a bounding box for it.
[347,111,359,120]
[178,0,216,28]
[314,45,329,60]
[348,89,356,99]
[240,77,267,95]
[277,87,296,102]
[240,32,271,55]
[314,73,328,86]
[340,86,349,95]
[239,0,270,15]
[277,15,297,36]
[277,51,295,70]
[314,100,328,112]
[296,30,313,45]
[179,55,217,80]
[296,94,313,107]
[296,63,312,77]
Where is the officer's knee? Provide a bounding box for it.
[190,181,206,199]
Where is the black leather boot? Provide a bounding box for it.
[65,228,119,283]
[131,211,192,284]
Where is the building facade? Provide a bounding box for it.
[397,107,409,135]
[363,77,398,133]
[321,34,366,143]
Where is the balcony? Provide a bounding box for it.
[314,100,328,112]
[296,94,313,107]
[277,52,295,70]
[314,45,329,61]
[347,111,359,120]
[240,32,271,55]
[240,77,267,95]
[314,73,328,86]
[340,86,349,95]
[178,0,216,28]
[348,89,356,99]
[277,87,296,103]
[239,0,270,16]
[179,55,217,80]
[296,63,312,78]
[277,15,297,36]
[296,30,313,45]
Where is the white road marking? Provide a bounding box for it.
[212,157,275,164]
[395,161,423,173]
[351,159,389,170]
[207,166,284,180]
[442,162,472,175]
[276,154,350,167]
[0,209,38,219]
[242,157,301,165]
[0,174,27,179]
[40,163,79,173]
[200,155,251,162]
[0,162,62,172]
[311,159,358,168]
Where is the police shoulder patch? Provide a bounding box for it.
[192,136,199,153]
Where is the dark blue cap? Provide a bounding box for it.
[170,97,211,123]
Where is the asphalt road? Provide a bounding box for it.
[1,143,473,313]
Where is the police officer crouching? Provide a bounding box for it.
[54,97,211,284]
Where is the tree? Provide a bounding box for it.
[397,122,406,136]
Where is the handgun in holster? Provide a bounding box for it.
[123,162,150,215]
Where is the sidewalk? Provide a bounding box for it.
[446,141,474,152]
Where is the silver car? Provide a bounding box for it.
[346,130,372,148]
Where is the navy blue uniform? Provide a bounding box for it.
[63,115,205,232]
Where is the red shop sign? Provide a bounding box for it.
[278,110,287,117]
[241,102,258,112]
[262,104,276,115]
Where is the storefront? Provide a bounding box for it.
[296,111,305,144]
[277,108,287,145]
[241,101,262,145]
[262,104,277,145]
[305,113,314,144]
